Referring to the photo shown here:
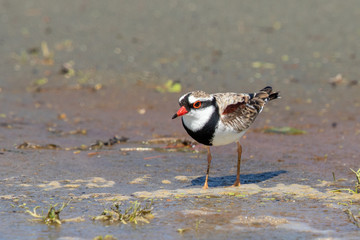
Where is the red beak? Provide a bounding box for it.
[172,106,188,119]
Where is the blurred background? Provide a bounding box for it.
[1,0,359,137]
[1,1,360,239]
[1,0,359,91]
[1,0,359,154]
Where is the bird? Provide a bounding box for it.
[172,86,279,189]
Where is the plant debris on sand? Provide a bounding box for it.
[263,126,306,135]
[17,142,60,150]
[15,136,128,151]
[25,200,83,225]
[93,235,117,240]
[350,168,360,194]
[88,136,129,150]
[344,209,360,228]
[93,201,154,224]
[332,168,360,194]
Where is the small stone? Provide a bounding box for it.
[129,175,150,184]
[129,178,146,184]
[132,191,153,198]
[162,180,171,184]
[138,108,146,115]
[175,176,190,182]
[231,215,288,226]
[64,184,80,188]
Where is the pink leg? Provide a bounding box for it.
[203,146,212,189]
[232,141,242,187]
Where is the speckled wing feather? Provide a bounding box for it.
[215,86,279,132]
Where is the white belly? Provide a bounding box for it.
[211,124,247,146]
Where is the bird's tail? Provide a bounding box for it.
[246,86,280,113]
[257,86,280,102]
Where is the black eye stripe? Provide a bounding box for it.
[179,93,215,110]
[193,101,201,108]
[190,100,213,109]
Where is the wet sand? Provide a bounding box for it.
[1,0,360,239]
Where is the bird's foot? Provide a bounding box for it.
[202,182,209,190]
[232,180,241,187]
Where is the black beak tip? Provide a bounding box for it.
[172,113,178,119]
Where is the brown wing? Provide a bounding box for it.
[212,92,255,132]
[220,100,259,132]
[222,102,246,114]
[215,87,279,132]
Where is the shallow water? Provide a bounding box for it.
[1,0,360,239]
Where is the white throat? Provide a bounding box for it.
[182,105,215,132]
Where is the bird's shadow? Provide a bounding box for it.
[189,170,287,188]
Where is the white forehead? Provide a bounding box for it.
[178,91,213,104]
[188,95,212,104]
[179,91,214,103]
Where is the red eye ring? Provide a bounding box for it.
[193,101,202,109]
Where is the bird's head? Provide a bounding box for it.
[172,91,216,131]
